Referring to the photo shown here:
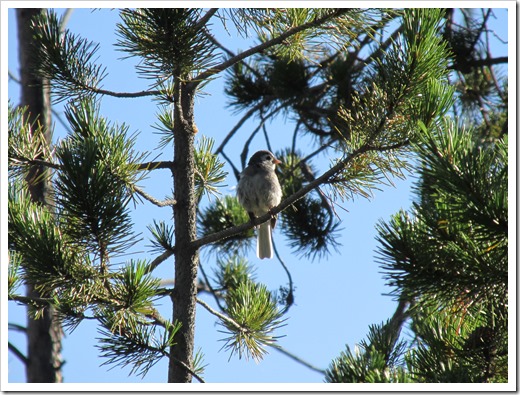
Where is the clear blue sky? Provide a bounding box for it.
[5,5,509,385]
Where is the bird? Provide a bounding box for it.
[237,150,282,259]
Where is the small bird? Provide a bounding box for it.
[237,150,282,259]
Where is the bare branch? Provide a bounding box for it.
[272,240,294,314]
[136,160,175,171]
[88,87,161,98]
[146,249,174,274]
[133,185,176,207]
[450,56,508,70]
[198,262,226,311]
[8,69,20,83]
[269,343,326,375]
[220,150,241,182]
[239,104,285,168]
[145,308,172,331]
[8,323,27,333]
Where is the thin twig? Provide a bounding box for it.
[240,117,266,169]
[269,344,326,375]
[299,160,336,232]
[291,121,301,154]
[262,122,272,154]
[272,240,294,314]
[145,309,172,332]
[220,149,241,182]
[239,103,285,169]
[203,26,264,81]
[449,56,508,70]
[353,25,404,73]
[52,109,73,135]
[214,97,273,155]
[198,262,226,311]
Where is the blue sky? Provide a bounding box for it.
[5,5,510,386]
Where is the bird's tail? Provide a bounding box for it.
[257,221,273,259]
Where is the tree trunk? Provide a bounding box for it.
[16,8,63,383]
[168,81,199,383]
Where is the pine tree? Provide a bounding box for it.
[9,8,476,382]
[325,8,508,384]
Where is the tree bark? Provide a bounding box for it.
[16,8,63,383]
[168,81,199,383]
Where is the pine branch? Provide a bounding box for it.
[199,280,321,375]
[193,8,218,32]
[11,154,175,208]
[133,185,176,207]
[10,155,60,171]
[9,293,53,306]
[190,9,351,86]
[192,140,409,250]
[196,297,248,333]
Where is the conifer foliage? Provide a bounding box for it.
[8,8,507,383]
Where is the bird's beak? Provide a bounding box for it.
[274,158,282,165]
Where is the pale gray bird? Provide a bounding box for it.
[237,150,282,259]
